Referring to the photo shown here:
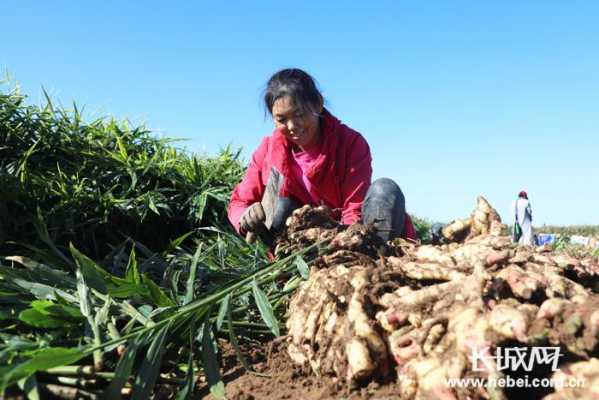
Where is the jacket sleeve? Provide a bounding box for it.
[227,138,268,233]
[340,134,372,225]
[404,214,417,240]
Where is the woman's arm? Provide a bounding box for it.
[339,134,372,225]
[227,138,269,233]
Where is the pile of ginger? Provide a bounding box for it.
[279,197,599,400]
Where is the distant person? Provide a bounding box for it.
[227,68,416,245]
[512,190,533,245]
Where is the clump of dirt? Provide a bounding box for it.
[274,205,342,258]
[280,197,599,400]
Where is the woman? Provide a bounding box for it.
[513,190,533,246]
[227,68,415,244]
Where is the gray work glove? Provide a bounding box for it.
[239,202,266,241]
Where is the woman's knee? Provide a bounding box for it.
[362,177,407,241]
[367,178,405,204]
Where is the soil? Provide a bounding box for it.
[198,339,403,400]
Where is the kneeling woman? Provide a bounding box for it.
[227,68,415,244]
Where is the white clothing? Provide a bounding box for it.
[513,198,533,246]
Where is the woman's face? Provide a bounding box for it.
[272,95,321,151]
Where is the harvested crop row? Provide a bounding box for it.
[283,199,599,399]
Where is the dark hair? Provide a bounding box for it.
[263,68,324,116]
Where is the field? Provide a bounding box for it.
[535,225,599,237]
[1,85,598,400]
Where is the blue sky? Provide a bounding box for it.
[2,1,598,225]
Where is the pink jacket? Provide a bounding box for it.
[227,109,416,239]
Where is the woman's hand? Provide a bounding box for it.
[239,202,266,240]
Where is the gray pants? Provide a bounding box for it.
[361,178,407,241]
